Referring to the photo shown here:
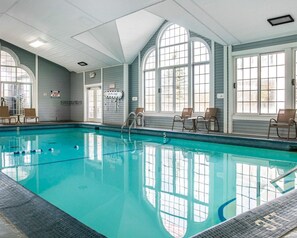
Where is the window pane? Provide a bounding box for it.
[175,67,188,112]
[194,64,209,112]
[160,43,188,67]
[1,51,16,66]
[161,69,174,112]
[1,66,16,82]
[260,52,285,114]
[235,56,258,113]
[160,24,188,47]
[193,41,209,63]
[17,68,31,83]
[144,50,156,70]
[144,70,156,112]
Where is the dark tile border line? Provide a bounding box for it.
[0,172,106,238]
[193,188,297,238]
[95,124,297,151]
[2,122,297,151]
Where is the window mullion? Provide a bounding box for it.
[258,55,261,115]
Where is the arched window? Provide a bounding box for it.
[193,41,210,112]
[142,23,211,113]
[144,49,156,112]
[0,49,34,115]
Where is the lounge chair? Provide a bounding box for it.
[196,108,219,133]
[267,109,297,139]
[171,108,193,131]
[0,106,16,124]
[23,108,39,123]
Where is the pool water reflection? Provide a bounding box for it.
[1,128,297,238]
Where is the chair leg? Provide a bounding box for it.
[287,126,291,140]
[207,120,210,133]
[276,127,281,138]
[216,119,219,132]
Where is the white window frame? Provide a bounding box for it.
[0,47,36,114]
[230,43,297,125]
[141,23,214,116]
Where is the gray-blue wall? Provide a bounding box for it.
[103,65,124,125]
[0,40,35,75]
[38,57,71,121]
[0,40,72,122]
[70,72,84,121]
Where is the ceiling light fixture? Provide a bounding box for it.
[78,61,88,66]
[267,14,294,26]
[29,38,47,48]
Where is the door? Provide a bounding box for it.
[87,85,102,122]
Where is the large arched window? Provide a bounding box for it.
[0,49,34,115]
[143,23,211,113]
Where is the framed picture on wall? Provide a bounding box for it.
[51,90,61,98]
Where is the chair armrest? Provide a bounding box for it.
[288,118,296,125]
[196,116,205,120]
[269,118,277,124]
[173,115,182,119]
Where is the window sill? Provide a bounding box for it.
[143,112,204,117]
[232,114,277,121]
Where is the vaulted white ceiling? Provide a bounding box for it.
[0,0,296,72]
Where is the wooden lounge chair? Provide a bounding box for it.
[196,108,219,133]
[267,109,297,140]
[0,106,16,124]
[23,108,39,123]
[172,108,193,131]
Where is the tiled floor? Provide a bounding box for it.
[0,214,26,238]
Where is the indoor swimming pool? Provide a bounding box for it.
[1,127,297,238]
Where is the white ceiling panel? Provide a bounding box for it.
[89,21,125,62]
[0,0,18,14]
[7,0,101,38]
[0,14,115,72]
[67,0,165,23]
[73,31,121,62]
[0,0,297,72]
[192,0,297,44]
[146,0,229,45]
[117,10,163,63]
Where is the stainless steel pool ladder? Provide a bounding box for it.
[121,111,144,135]
[270,166,297,184]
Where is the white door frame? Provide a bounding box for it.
[85,83,102,122]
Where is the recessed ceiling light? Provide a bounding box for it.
[267,14,294,26]
[29,39,47,48]
[78,61,88,66]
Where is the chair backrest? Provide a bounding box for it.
[24,108,36,117]
[277,109,296,123]
[181,108,193,118]
[205,108,218,120]
[135,107,144,115]
[0,106,10,117]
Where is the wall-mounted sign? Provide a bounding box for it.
[51,90,61,98]
[104,90,123,99]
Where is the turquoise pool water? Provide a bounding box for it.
[1,127,297,238]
